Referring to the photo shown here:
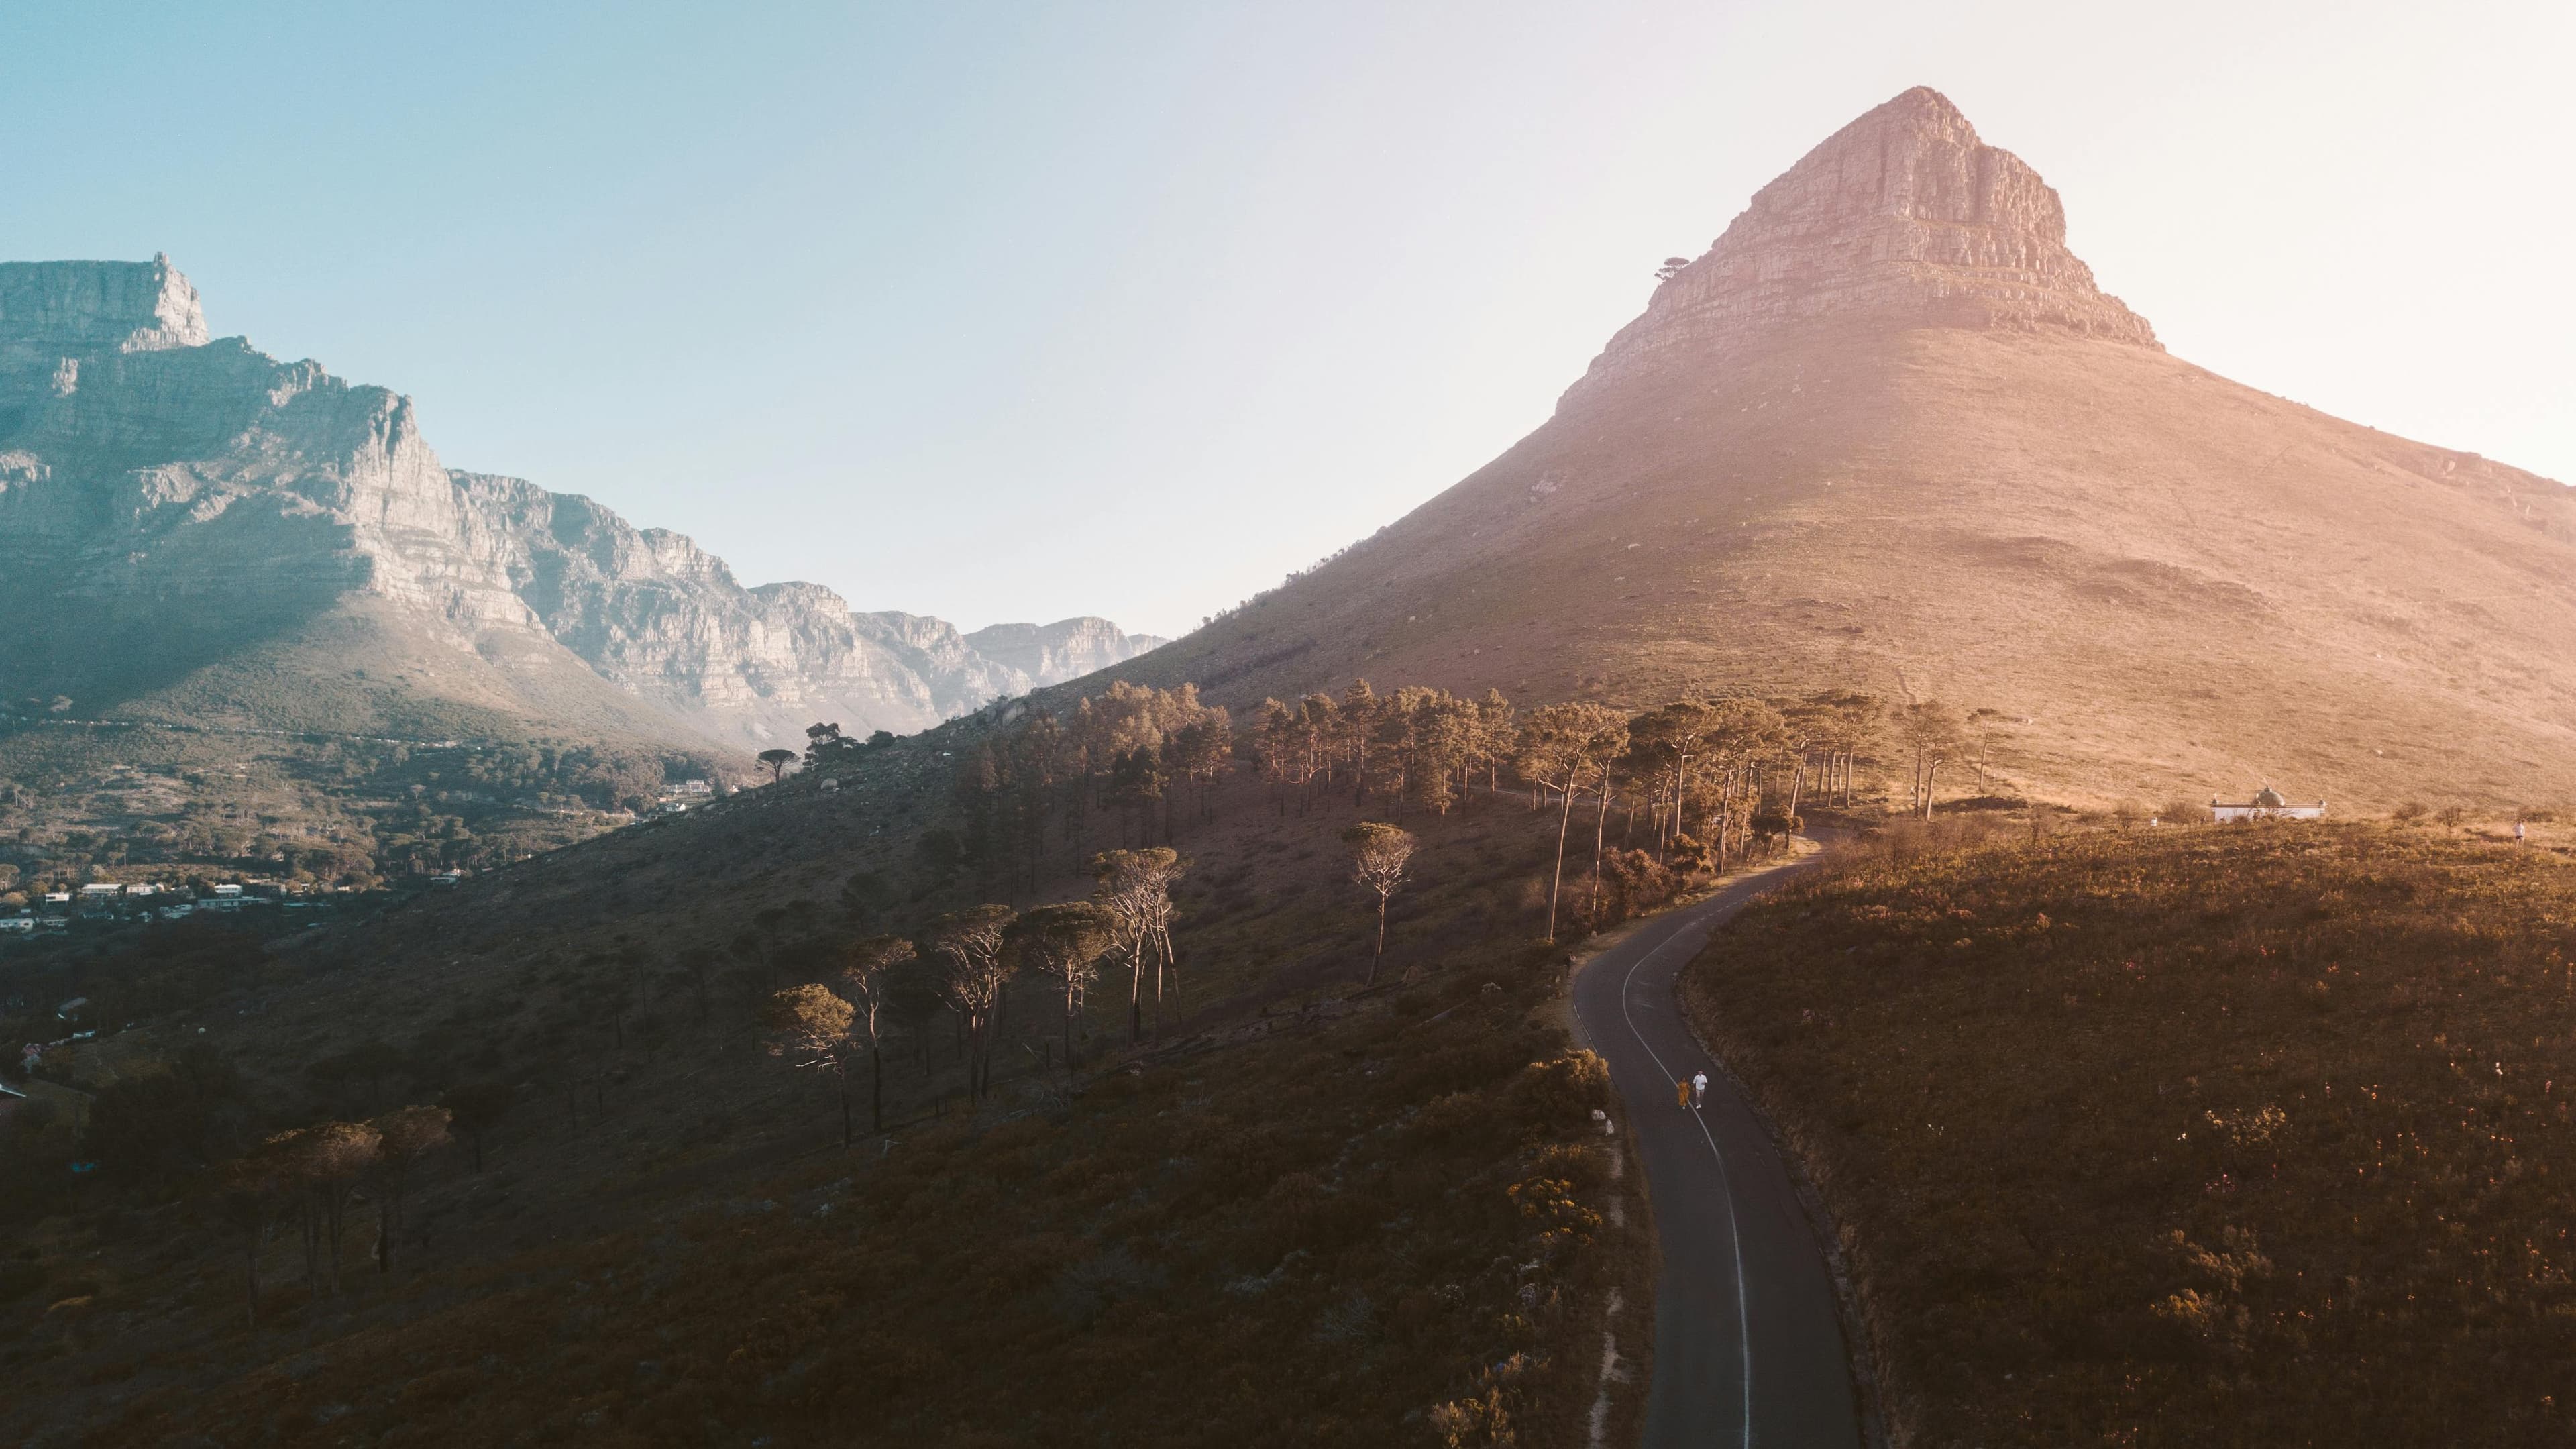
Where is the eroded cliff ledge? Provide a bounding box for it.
[1568,86,2157,402]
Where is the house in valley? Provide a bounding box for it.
[2212,786,2326,823]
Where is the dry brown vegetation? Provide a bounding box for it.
[1685,818,2576,1446]
[18,947,1638,1448]
[1114,321,2576,812]
[3,675,1728,1445]
[0,718,721,899]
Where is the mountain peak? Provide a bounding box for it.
[1570,87,2155,398]
[1876,83,1972,129]
[0,255,209,368]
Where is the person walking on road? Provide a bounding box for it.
[1676,1079,1691,1110]
[1691,1071,1708,1110]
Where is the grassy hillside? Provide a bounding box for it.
[1684,818,2576,1446]
[0,719,727,896]
[0,594,749,896]
[1110,322,2576,812]
[2,680,1713,1445]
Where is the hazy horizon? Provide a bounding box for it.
[5,0,2567,638]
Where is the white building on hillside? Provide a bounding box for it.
[2212,786,2326,823]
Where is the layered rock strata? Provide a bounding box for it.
[964,617,1172,685]
[0,260,1159,746]
[0,254,208,368]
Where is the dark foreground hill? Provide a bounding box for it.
[1689,818,2576,1444]
[1113,89,2576,810]
[0,692,1678,1446]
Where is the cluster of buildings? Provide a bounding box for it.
[2,878,334,941]
[647,777,720,818]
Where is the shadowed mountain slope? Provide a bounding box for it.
[1114,88,2576,808]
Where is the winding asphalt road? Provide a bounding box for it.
[1572,857,1862,1449]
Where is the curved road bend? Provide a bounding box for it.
[1572,857,1862,1449]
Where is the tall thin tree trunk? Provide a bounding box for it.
[1589,777,1611,924]
[1546,779,1578,941]
[1670,756,1690,859]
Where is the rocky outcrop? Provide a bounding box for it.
[0,254,207,370]
[1569,87,2156,401]
[0,259,1148,747]
[963,617,1168,684]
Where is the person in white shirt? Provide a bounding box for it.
[1690,1071,1708,1109]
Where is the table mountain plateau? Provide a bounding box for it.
[1114,87,2576,808]
[0,256,1165,751]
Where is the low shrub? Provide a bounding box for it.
[1687,824,2576,1445]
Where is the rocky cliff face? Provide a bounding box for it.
[963,617,1169,685]
[0,254,208,368]
[0,260,1159,748]
[1569,87,2155,402]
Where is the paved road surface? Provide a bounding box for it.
[1572,858,1863,1449]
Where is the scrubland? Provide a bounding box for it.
[59,965,1633,1448]
[1686,818,2576,1446]
[1,715,1666,1446]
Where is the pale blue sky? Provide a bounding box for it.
[5,1,2568,637]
